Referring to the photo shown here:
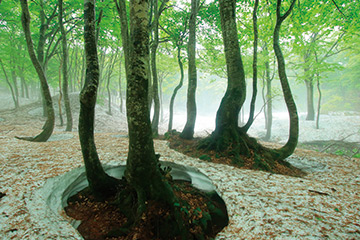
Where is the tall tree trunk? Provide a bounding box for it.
[315,52,321,129]
[264,51,273,141]
[150,0,160,136]
[10,65,19,108]
[80,50,86,89]
[114,0,131,114]
[59,0,73,131]
[20,76,29,99]
[18,0,55,142]
[37,0,49,117]
[98,50,106,95]
[199,0,298,171]
[202,0,247,153]
[271,0,298,159]
[180,0,198,140]
[58,60,64,126]
[241,0,259,132]
[79,0,118,197]
[0,59,18,109]
[125,0,187,236]
[118,53,124,113]
[168,45,184,132]
[106,50,118,115]
[316,76,321,129]
[305,79,315,120]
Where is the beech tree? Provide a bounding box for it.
[124,0,188,233]
[80,0,188,237]
[79,0,120,198]
[180,0,199,139]
[200,0,299,169]
[17,0,55,142]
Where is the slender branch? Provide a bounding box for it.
[330,0,346,18]
[277,0,296,23]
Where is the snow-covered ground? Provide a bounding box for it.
[170,111,360,143]
[0,93,360,239]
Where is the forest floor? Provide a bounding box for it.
[0,95,360,239]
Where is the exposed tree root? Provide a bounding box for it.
[198,127,296,173]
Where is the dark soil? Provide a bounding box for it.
[65,180,228,240]
[165,133,306,177]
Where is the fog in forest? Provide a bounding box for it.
[1,65,359,144]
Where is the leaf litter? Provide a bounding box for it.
[0,98,359,239]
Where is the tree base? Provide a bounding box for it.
[65,179,228,240]
[168,131,305,177]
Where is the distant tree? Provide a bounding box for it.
[290,0,352,121]
[58,0,73,131]
[262,44,276,140]
[0,59,18,109]
[160,6,189,132]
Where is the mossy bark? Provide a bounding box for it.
[125,0,188,237]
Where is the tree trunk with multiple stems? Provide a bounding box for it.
[200,0,298,169]
[18,0,55,142]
